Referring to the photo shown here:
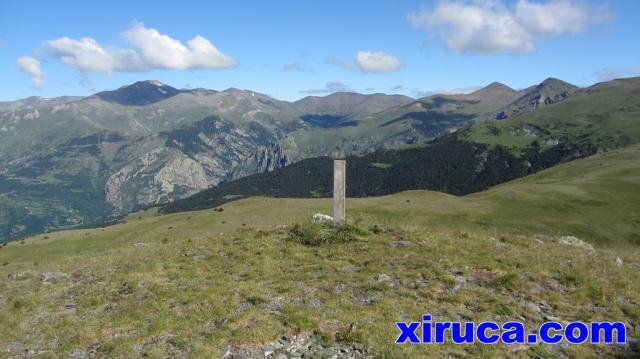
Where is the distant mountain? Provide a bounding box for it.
[93,80,182,105]
[278,81,523,160]
[293,92,413,127]
[494,78,578,120]
[0,83,415,240]
[5,76,632,241]
[163,77,640,215]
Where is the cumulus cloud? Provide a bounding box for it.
[355,51,402,73]
[327,51,402,74]
[408,0,610,54]
[300,82,351,94]
[38,22,236,76]
[17,56,45,88]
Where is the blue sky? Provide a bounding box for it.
[1,0,639,101]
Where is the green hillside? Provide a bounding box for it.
[165,77,640,219]
[465,77,640,150]
[0,146,639,357]
[2,77,636,242]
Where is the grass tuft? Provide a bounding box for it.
[286,219,370,246]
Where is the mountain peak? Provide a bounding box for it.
[468,82,517,98]
[485,82,515,92]
[538,77,578,90]
[94,80,181,106]
[494,77,578,120]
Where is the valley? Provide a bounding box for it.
[3,77,638,241]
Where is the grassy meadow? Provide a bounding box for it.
[1,145,639,358]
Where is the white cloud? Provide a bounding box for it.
[121,23,236,70]
[408,0,610,54]
[41,22,236,75]
[300,82,351,94]
[326,51,402,74]
[355,51,402,73]
[17,56,45,88]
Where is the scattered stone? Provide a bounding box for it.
[68,348,88,359]
[307,298,323,309]
[558,236,595,252]
[544,314,562,321]
[233,301,252,316]
[320,320,342,334]
[523,301,541,313]
[133,243,149,249]
[41,271,67,284]
[312,213,333,223]
[388,240,414,248]
[350,292,381,305]
[535,234,555,242]
[222,332,372,358]
[5,341,26,355]
[340,264,360,273]
[9,271,33,281]
[62,300,77,315]
[616,257,624,267]
[374,273,395,286]
[202,319,225,335]
[192,250,211,261]
[451,273,468,292]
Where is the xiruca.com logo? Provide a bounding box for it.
[395,314,626,345]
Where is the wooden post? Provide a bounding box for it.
[333,160,346,225]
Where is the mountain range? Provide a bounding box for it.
[1,76,634,241]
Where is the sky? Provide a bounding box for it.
[1,0,639,101]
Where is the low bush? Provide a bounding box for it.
[286,219,370,246]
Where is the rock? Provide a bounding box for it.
[451,274,468,292]
[388,240,414,248]
[351,292,381,305]
[312,213,333,223]
[340,264,360,273]
[535,234,555,242]
[558,236,595,252]
[307,298,323,309]
[616,257,624,267]
[9,272,33,281]
[192,250,211,261]
[5,341,26,355]
[63,300,78,315]
[320,320,341,333]
[221,331,373,358]
[68,348,88,359]
[233,302,252,316]
[374,274,394,285]
[133,243,149,249]
[202,319,226,335]
[544,314,561,321]
[42,271,67,284]
[523,301,541,313]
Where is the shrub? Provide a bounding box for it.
[286,220,370,246]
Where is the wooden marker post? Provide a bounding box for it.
[333,160,346,225]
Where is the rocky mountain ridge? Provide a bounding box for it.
[0,77,583,240]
